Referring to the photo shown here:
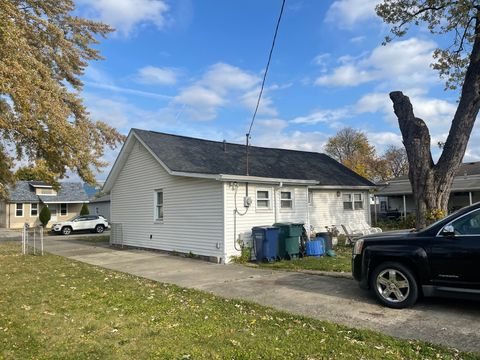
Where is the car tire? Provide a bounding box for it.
[95,225,104,234]
[61,226,72,236]
[370,261,418,309]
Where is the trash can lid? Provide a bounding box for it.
[252,225,278,230]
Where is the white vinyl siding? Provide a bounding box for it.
[224,183,309,261]
[309,190,370,233]
[110,139,224,260]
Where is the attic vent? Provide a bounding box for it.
[223,140,227,152]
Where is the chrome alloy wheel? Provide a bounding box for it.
[376,269,410,303]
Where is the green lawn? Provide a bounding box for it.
[255,245,352,273]
[0,243,475,360]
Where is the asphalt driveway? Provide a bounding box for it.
[20,237,480,353]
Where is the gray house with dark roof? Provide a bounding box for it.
[0,181,89,229]
[103,129,375,263]
[375,161,480,219]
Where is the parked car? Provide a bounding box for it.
[51,215,109,235]
[352,202,480,308]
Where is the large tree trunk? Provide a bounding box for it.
[389,13,480,229]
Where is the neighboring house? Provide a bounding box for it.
[375,161,480,219]
[88,194,111,220]
[0,181,89,229]
[83,182,104,198]
[103,129,375,263]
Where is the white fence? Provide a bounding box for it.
[22,224,44,256]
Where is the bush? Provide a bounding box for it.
[80,203,89,216]
[39,206,51,227]
[230,244,251,264]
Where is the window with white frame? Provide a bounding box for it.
[154,190,164,221]
[354,193,364,210]
[280,191,293,209]
[343,193,364,210]
[60,203,67,216]
[15,203,23,217]
[30,203,38,217]
[308,191,313,206]
[256,190,271,209]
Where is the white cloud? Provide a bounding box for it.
[291,108,350,125]
[325,0,380,29]
[137,66,179,85]
[250,119,329,152]
[80,0,170,36]
[200,63,260,94]
[174,85,225,120]
[240,88,278,117]
[315,38,438,89]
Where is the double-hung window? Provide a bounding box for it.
[15,203,23,217]
[280,191,293,209]
[30,203,38,217]
[343,193,364,210]
[256,190,271,209]
[155,190,164,221]
[354,193,364,210]
[60,203,67,216]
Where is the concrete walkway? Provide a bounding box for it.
[37,238,480,353]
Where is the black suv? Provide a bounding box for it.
[352,202,480,308]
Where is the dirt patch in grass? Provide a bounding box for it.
[0,244,474,359]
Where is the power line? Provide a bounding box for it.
[247,0,286,137]
[246,0,286,176]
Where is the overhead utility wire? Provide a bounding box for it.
[245,0,286,176]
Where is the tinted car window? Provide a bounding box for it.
[451,209,480,235]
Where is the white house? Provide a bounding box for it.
[103,129,375,263]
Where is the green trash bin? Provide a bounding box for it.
[274,222,302,259]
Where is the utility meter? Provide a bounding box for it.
[244,196,253,207]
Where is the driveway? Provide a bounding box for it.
[26,237,480,353]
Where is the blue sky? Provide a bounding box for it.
[74,0,479,180]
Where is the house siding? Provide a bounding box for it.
[224,182,309,261]
[88,202,111,220]
[110,139,225,261]
[5,203,83,229]
[309,190,370,233]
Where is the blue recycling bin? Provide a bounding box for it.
[306,237,325,257]
[252,226,279,262]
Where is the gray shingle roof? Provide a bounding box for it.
[133,129,375,187]
[377,163,480,196]
[8,181,88,203]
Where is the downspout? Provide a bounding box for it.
[306,186,310,240]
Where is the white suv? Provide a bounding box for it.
[52,215,109,235]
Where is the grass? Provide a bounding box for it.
[0,243,476,360]
[254,245,353,273]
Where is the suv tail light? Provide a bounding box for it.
[353,239,364,255]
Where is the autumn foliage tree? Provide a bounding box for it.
[325,127,390,181]
[0,0,124,199]
[383,145,409,178]
[377,1,480,228]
